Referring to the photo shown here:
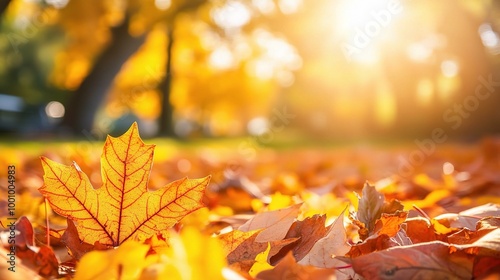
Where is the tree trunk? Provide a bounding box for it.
[158,25,175,136]
[60,16,146,135]
[0,0,11,17]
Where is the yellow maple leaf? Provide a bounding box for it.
[39,122,211,246]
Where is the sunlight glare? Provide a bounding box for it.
[247,29,302,80]
[416,79,434,105]
[209,46,235,70]
[278,0,302,14]
[335,0,400,35]
[407,43,432,62]
[212,1,251,30]
[155,0,171,10]
[443,162,454,175]
[375,84,396,126]
[440,60,459,78]
[351,46,379,65]
[45,101,65,118]
[478,23,500,54]
[46,0,69,9]
[247,117,270,136]
[252,0,275,14]
[248,59,274,79]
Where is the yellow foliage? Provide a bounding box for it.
[248,243,274,277]
[300,192,347,224]
[74,241,150,280]
[141,227,227,280]
[402,189,452,211]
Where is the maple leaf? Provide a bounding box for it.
[39,123,211,246]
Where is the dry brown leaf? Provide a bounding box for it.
[223,230,299,265]
[354,183,385,240]
[284,214,330,261]
[256,251,336,280]
[435,203,500,229]
[239,203,302,242]
[61,219,109,260]
[349,241,473,280]
[298,208,350,268]
[2,217,59,278]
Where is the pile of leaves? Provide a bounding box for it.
[1,123,500,279]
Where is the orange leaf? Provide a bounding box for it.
[374,211,408,237]
[39,123,211,246]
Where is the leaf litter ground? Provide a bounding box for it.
[1,123,500,279]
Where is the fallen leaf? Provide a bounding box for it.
[298,208,350,268]
[472,256,500,279]
[39,123,211,246]
[140,227,227,280]
[456,228,500,257]
[381,199,404,215]
[346,234,399,258]
[477,217,500,230]
[435,203,500,230]
[404,217,440,244]
[349,241,473,280]
[239,203,301,242]
[218,229,261,257]
[249,243,274,277]
[35,245,60,278]
[256,251,336,280]
[61,219,109,260]
[222,230,299,265]
[374,211,408,237]
[74,240,150,280]
[12,216,34,247]
[356,183,384,235]
[1,217,59,278]
[284,214,330,261]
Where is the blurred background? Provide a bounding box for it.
[0,0,499,141]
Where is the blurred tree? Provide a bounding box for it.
[0,0,11,16]
[59,0,208,136]
[60,15,147,134]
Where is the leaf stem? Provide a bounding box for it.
[45,198,50,247]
